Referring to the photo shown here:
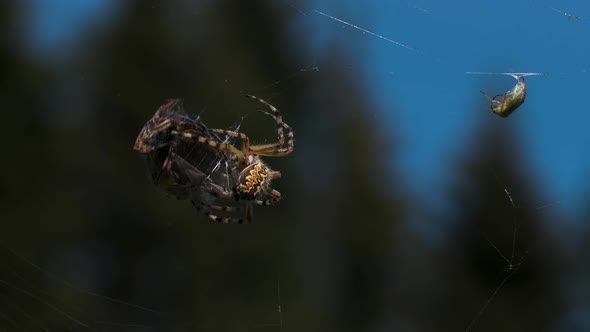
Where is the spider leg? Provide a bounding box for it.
[210,204,240,212]
[194,201,241,213]
[195,201,251,224]
[210,129,250,151]
[245,95,294,157]
[249,143,293,157]
[210,129,251,165]
[170,129,246,164]
[256,189,282,205]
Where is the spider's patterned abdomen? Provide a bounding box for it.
[240,163,270,198]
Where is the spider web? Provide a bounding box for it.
[0,63,305,332]
[285,0,583,330]
[463,168,557,332]
[0,242,165,330]
[3,0,589,331]
[0,241,286,331]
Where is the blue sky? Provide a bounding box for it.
[23,0,590,222]
[306,0,590,222]
[21,0,119,54]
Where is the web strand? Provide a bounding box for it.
[312,9,417,52]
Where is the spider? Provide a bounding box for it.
[134,95,294,224]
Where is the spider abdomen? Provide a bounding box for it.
[239,163,270,198]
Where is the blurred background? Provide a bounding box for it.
[1,0,589,331]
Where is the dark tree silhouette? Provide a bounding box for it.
[282,53,405,332]
[430,120,566,332]
[0,1,407,331]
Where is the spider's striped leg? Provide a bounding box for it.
[245,95,294,157]
[210,129,250,162]
[256,189,282,206]
[170,129,246,162]
[193,201,251,224]
[249,143,294,157]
